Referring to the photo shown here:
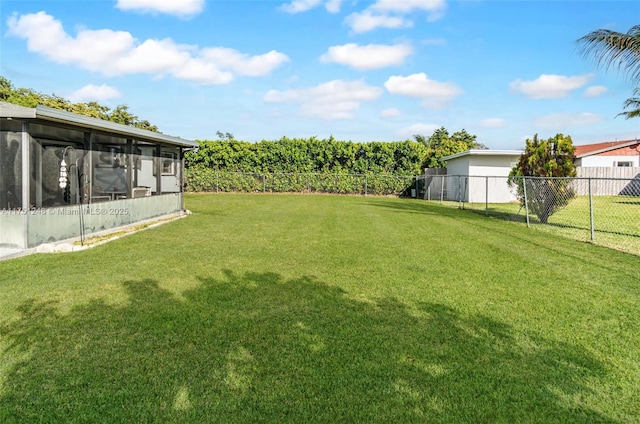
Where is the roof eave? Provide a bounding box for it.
[1,102,197,148]
[440,149,523,162]
[35,105,198,148]
[0,102,37,119]
[575,140,640,158]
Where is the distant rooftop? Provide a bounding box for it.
[574,139,640,158]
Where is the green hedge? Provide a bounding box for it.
[184,169,417,196]
[185,137,427,175]
[184,137,425,196]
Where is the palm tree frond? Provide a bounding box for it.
[617,109,640,119]
[576,25,640,82]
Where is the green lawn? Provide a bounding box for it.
[1,194,639,423]
[464,195,640,255]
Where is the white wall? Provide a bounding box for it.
[444,156,469,201]
[467,154,520,176]
[577,155,640,167]
[135,147,181,193]
[445,153,520,203]
[468,154,520,203]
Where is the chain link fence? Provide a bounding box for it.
[418,174,640,255]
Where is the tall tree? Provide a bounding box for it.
[508,133,577,224]
[416,127,479,169]
[576,25,640,118]
[0,76,159,131]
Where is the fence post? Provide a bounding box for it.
[485,176,489,215]
[216,172,219,193]
[458,176,462,209]
[589,177,595,241]
[364,175,368,196]
[440,176,445,202]
[263,174,266,193]
[523,176,530,228]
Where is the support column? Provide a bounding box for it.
[126,139,133,198]
[180,148,186,210]
[155,144,162,195]
[21,122,29,211]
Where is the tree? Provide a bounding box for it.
[0,76,159,131]
[416,127,479,169]
[620,87,640,119]
[508,133,577,224]
[576,25,640,118]
[216,131,234,140]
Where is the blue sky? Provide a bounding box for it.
[1,0,639,149]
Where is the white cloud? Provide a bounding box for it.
[534,112,604,130]
[397,123,440,139]
[384,73,463,108]
[115,0,204,17]
[7,12,288,85]
[320,43,413,70]
[279,0,322,13]
[371,0,446,21]
[422,38,446,46]
[68,84,121,102]
[279,0,342,14]
[325,0,342,13]
[480,118,506,128]
[346,0,446,33]
[202,48,290,77]
[264,80,383,120]
[381,108,401,118]
[509,74,593,99]
[583,85,608,98]
[345,11,410,33]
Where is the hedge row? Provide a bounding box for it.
[184,168,417,196]
[184,137,427,175]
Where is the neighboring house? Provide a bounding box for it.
[574,139,640,167]
[574,139,640,195]
[427,140,640,205]
[0,102,198,251]
[435,149,522,203]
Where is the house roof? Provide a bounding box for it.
[0,101,198,148]
[440,149,523,162]
[574,139,640,158]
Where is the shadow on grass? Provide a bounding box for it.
[614,199,640,206]
[361,199,459,217]
[1,272,615,423]
[461,205,640,242]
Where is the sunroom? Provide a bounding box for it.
[0,102,198,251]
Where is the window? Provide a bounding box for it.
[153,152,177,176]
[616,161,633,167]
[97,145,123,168]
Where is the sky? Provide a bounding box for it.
[1,0,639,149]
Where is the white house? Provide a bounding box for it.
[434,150,522,203]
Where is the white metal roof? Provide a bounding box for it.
[0,101,198,148]
[440,149,523,162]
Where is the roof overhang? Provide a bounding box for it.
[440,149,523,162]
[0,102,198,149]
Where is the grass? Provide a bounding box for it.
[1,193,639,423]
[462,195,640,254]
